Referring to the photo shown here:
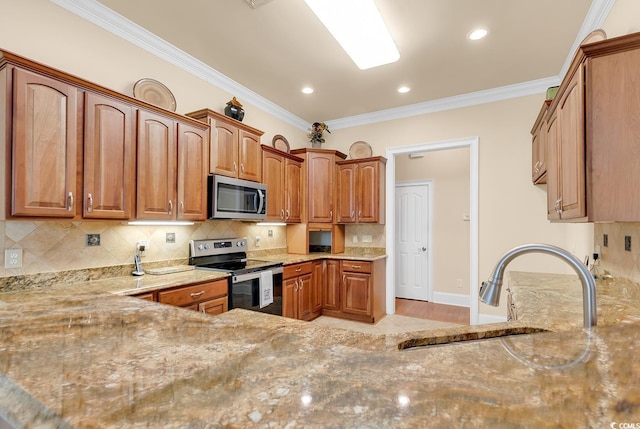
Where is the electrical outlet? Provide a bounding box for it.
[4,249,22,269]
[456,279,463,289]
[86,234,100,246]
[255,236,261,247]
[625,236,631,252]
[166,232,176,244]
[268,229,273,237]
[137,240,148,254]
[603,234,608,247]
[352,235,358,243]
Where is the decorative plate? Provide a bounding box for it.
[133,78,177,112]
[349,141,372,159]
[272,134,290,153]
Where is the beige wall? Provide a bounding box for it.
[396,148,470,296]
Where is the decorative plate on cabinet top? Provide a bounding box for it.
[133,78,177,112]
[272,134,290,153]
[349,141,372,159]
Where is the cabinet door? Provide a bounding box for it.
[546,112,561,220]
[198,296,228,316]
[357,161,380,223]
[282,277,298,319]
[83,92,135,219]
[285,158,302,223]
[307,152,335,223]
[311,260,324,314]
[531,118,547,184]
[262,150,285,221]
[298,273,313,321]
[136,110,177,220]
[323,260,341,311]
[177,122,208,221]
[211,121,238,177]
[336,164,356,223]
[342,271,372,317]
[238,130,262,181]
[557,66,586,219]
[11,68,78,217]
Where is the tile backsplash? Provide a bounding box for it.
[0,220,286,278]
[0,221,385,278]
[595,222,640,282]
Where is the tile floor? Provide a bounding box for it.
[311,314,460,335]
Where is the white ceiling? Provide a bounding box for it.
[88,0,600,126]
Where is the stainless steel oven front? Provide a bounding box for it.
[230,267,283,316]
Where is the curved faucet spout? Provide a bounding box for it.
[479,244,597,328]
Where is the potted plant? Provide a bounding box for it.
[307,122,331,148]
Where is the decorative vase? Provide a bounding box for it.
[224,97,245,122]
[311,141,322,149]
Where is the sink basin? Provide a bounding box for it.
[397,326,547,350]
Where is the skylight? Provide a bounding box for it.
[304,0,400,70]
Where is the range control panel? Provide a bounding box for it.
[189,238,247,258]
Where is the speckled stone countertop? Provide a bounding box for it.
[0,291,639,427]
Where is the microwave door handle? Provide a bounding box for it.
[257,189,265,214]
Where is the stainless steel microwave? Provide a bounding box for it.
[208,175,267,221]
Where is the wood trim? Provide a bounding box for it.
[186,108,264,136]
[261,144,304,162]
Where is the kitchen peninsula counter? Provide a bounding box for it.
[1,282,640,427]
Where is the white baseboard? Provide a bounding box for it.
[432,291,470,307]
[478,313,508,324]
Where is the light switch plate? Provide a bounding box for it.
[4,249,22,269]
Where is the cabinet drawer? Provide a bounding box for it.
[284,262,313,279]
[158,280,227,307]
[341,260,371,273]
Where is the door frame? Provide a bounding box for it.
[385,137,479,324]
[395,180,434,302]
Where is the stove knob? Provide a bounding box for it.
[197,244,205,251]
[204,244,210,249]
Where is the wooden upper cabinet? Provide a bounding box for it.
[238,130,261,182]
[11,67,78,217]
[83,92,135,219]
[284,157,302,223]
[261,145,303,223]
[530,103,548,184]
[336,157,386,224]
[185,109,264,182]
[136,110,177,220]
[177,122,208,221]
[545,111,560,220]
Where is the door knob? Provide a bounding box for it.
[420,247,427,252]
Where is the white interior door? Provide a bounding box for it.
[395,183,432,301]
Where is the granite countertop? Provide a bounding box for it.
[0,290,639,427]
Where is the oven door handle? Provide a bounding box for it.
[232,266,283,283]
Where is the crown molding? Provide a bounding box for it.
[49,0,309,130]
[51,0,613,132]
[327,76,561,130]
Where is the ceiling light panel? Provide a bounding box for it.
[304,0,399,70]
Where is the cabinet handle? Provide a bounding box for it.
[359,210,362,218]
[295,280,299,291]
[67,192,74,211]
[233,162,237,172]
[168,200,173,215]
[296,267,302,272]
[329,210,333,220]
[351,210,355,219]
[190,291,205,298]
[342,275,346,286]
[281,208,285,219]
[299,282,303,291]
[351,265,362,269]
[285,209,290,219]
[534,161,542,174]
[180,201,184,215]
[241,163,245,173]
[87,193,93,213]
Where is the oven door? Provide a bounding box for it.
[230,267,283,316]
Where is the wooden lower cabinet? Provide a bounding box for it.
[282,262,318,321]
[136,278,229,316]
[322,259,386,324]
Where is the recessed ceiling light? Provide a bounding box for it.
[305,0,399,70]
[398,86,410,94]
[468,28,488,41]
[302,87,314,94]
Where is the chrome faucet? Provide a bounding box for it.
[479,244,597,328]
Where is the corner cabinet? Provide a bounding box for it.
[261,145,303,223]
[534,31,640,222]
[290,148,347,223]
[186,109,263,182]
[336,157,386,224]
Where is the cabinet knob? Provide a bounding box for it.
[87,193,93,213]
